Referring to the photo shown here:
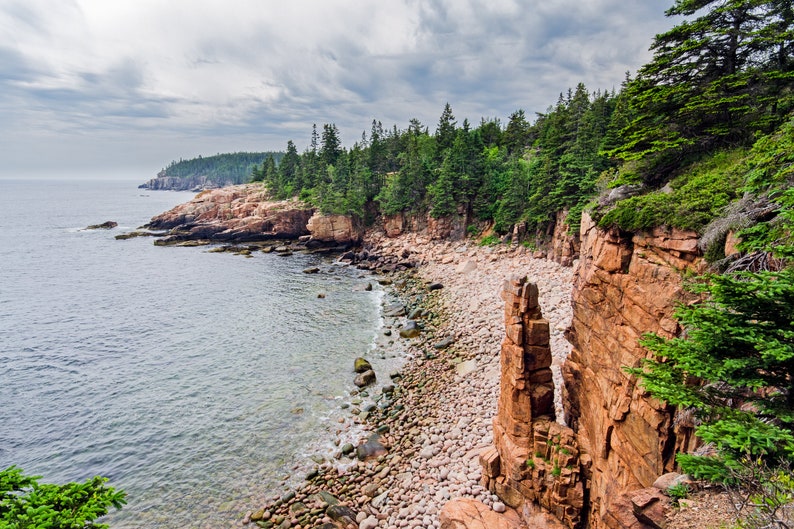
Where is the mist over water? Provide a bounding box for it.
[0,179,384,528]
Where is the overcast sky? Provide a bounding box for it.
[0,0,677,178]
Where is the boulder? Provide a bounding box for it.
[326,504,358,527]
[456,260,477,274]
[384,304,407,317]
[630,488,671,529]
[439,499,524,529]
[356,434,388,461]
[353,357,373,373]
[433,336,455,349]
[85,221,117,230]
[408,308,424,319]
[399,320,421,338]
[652,472,691,491]
[354,369,376,387]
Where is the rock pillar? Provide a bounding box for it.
[482,276,584,529]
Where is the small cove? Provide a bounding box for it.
[0,178,397,528]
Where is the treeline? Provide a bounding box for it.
[253,86,617,234]
[252,0,793,245]
[161,152,283,185]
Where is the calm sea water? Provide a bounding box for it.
[0,178,386,528]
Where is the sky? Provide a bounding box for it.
[0,0,678,178]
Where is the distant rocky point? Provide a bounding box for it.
[142,184,363,246]
[138,174,222,192]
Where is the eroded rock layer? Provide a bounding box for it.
[483,276,584,529]
[562,213,704,528]
[479,212,707,529]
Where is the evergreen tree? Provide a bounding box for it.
[630,269,794,481]
[504,109,531,156]
[260,155,277,188]
[276,140,300,198]
[428,161,457,218]
[435,103,457,156]
[478,117,503,148]
[611,0,794,183]
[320,124,342,169]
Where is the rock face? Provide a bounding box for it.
[306,212,363,244]
[562,212,704,528]
[381,211,467,240]
[145,184,315,242]
[548,210,580,267]
[482,277,585,529]
[481,213,705,529]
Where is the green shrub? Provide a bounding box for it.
[628,269,794,482]
[0,466,126,529]
[667,483,689,505]
[596,149,746,233]
[479,234,501,246]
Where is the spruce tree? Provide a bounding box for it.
[630,270,794,481]
[611,0,794,183]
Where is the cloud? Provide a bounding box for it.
[0,0,676,176]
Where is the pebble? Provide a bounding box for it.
[248,235,573,529]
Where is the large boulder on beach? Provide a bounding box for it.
[356,434,388,461]
[353,357,373,373]
[354,369,376,387]
[399,320,421,338]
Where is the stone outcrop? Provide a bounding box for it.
[482,276,585,529]
[440,499,525,529]
[478,213,707,529]
[143,184,367,245]
[380,211,468,240]
[548,211,580,267]
[306,213,363,244]
[144,184,316,243]
[562,212,705,528]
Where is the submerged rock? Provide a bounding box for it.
[85,221,117,230]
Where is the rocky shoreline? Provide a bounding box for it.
[244,234,574,529]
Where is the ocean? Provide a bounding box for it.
[0,178,391,528]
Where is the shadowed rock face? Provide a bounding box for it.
[562,212,705,528]
[144,185,365,245]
